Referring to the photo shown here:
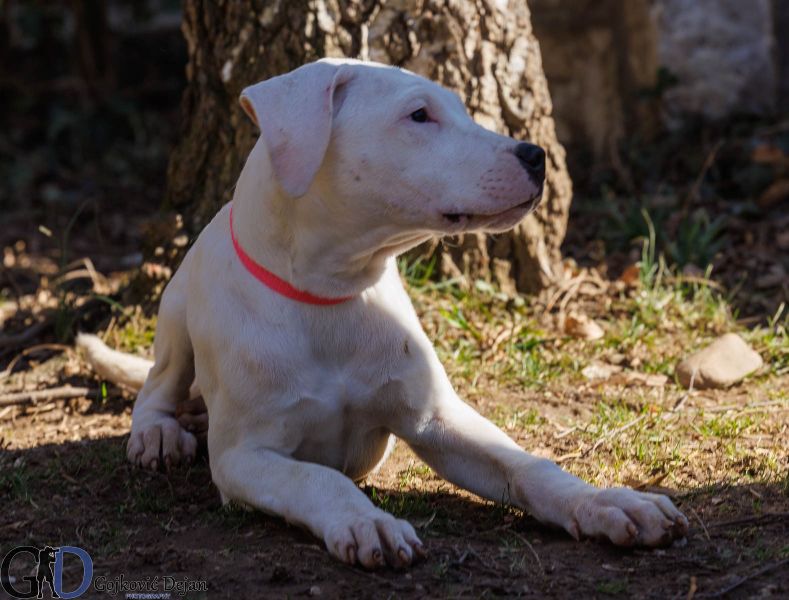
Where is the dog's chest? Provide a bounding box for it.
[288,328,410,421]
[191,250,429,473]
[263,341,408,475]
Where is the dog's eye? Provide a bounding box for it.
[410,108,429,123]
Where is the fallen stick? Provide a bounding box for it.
[696,557,789,598]
[583,413,647,457]
[0,343,71,381]
[0,320,48,350]
[0,386,92,407]
[506,529,544,573]
[707,512,789,530]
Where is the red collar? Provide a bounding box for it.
[229,205,353,306]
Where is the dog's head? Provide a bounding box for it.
[239,59,544,241]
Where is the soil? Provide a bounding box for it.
[1,356,787,599]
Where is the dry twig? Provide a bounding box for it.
[0,343,71,380]
[506,529,544,573]
[696,558,789,598]
[707,512,789,530]
[0,320,49,350]
[583,413,647,458]
[689,507,711,543]
[0,385,92,407]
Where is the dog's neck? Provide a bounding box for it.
[231,145,432,299]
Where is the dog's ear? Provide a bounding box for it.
[239,62,350,198]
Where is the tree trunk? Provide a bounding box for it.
[166,0,572,294]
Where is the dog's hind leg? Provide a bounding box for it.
[127,268,197,470]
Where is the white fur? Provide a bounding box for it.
[79,59,687,568]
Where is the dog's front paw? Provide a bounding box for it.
[325,511,426,569]
[570,487,688,547]
[127,417,197,471]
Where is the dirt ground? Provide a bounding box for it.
[1,148,788,599]
[1,365,787,599]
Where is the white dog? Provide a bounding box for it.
[79,59,687,569]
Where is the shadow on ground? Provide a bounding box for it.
[2,436,787,599]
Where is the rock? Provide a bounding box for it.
[653,0,776,121]
[615,372,669,387]
[582,362,668,387]
[676,333,763,389]
[582,363,623,380]
[564,313,605,340]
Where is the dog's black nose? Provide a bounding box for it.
[514,142,545,182]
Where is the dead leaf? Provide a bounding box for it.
[757,179,789,208]
[752,142,788,165]
[564,312,604,340]
[619,263,640,287]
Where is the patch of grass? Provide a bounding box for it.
[667,209,727,268]
[210,504,260,531]
[398,463,433,488]
[367,486,434,521]
[396,256,785,494]
[118,474,174,515]
[698,413,755,439]
[406,272,574,392]
[490,406,544,431]
[81,521,129,557]
[70,440,128,477]
[0,463,34,505]
[590,400,641,433]
[745,303,789,377]
[115,314,157,353]
[600,225,735,378]
[595,197,727,271]
[595,192,671,256]
[398,255,438,288]
[596,579,629,595]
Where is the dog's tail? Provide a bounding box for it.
[76,333,153,391]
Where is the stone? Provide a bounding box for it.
[564,313,605,340]
[652,0,776,122]
[531,0,779,168]
[614,372,669,387]
[582,362,623,380]
[676,333,764,389]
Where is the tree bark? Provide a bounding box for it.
[166,0,572,293]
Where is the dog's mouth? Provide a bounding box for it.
[441,195,541,226]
